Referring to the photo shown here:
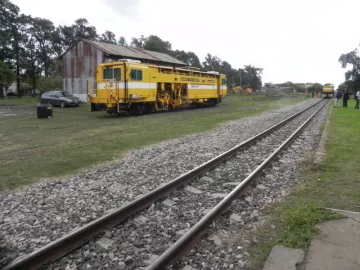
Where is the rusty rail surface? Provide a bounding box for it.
[3,99,326,270]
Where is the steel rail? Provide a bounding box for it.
[3,99,325,270]
[146,99,329,270]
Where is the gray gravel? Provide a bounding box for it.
[173,101,330,270]
[44,100,328,270]
[0,98,321,268]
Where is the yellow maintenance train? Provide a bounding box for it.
[88,59,227,115]
[322,83,335,98]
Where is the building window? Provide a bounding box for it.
[131,70,142,81]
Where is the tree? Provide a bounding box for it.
[293,84,307,92]
[0,0,29,97]
[100,30,117,44]
[143,35,171,53]
[130,35,146,48]
[37,75,62,93]
[201,54,264,89]
[0,61,15,97]
[23,34,42,94]
[29,17,60,76]
[72,18,98,40]
[58,25,75,49]
[118,36,127,46]
[218,61,238,85]
[313,83,323,92]
[338,82,348,91]
[171,50,202,68]
[202,53,222,71]
[59,18,98,50]
[242,65,263,90]
[130,35,172,53]
[0,1,12,62]
[186,52,201,68]
[339,48,360,92]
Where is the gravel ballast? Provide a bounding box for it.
[172,102,330,270]
[46,100,328,270]
[0,99,323,268]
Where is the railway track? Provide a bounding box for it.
[3,99,329,270]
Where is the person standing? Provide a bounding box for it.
[355,90,360,110]
[335,89,343,108]
[343,90,350,107]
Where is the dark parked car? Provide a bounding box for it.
[40,91,81,108]
[6,92,16,97]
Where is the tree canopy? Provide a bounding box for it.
[0,60,15,97]
[339,48,360,92]
[0,0,264,97]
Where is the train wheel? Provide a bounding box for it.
[143,103,153,114]
[208,99,217,107]
[129,103,144,116]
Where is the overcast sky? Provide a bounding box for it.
[12,0,360,88]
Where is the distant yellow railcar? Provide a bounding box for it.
[228,85,253,94]
[88,60,227,115]
[322,83,335,98]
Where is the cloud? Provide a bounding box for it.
[102,0,144,20]
[10,0,360,87]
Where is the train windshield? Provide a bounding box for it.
[103,68,121,81]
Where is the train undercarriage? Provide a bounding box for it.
[90,98,221,116]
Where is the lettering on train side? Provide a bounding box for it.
[181,77,200,82]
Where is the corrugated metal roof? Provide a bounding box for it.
[82,39,187,66]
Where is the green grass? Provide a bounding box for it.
[247,99,360,269]
[0,96,39,105]
[0,93,306,190]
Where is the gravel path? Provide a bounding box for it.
[45,100,327,270]
[0,99,321,268]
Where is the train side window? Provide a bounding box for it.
[114,68,121,81]
[131,70,143,81]
[103,68,113,80]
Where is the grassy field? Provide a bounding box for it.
[0,93,306,190]
[247,99,360,269]
[0,96,39,105]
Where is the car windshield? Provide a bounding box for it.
[61,92,72,97]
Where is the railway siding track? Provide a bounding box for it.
[2,99,328,270]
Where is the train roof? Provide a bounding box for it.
[99,61,226,76]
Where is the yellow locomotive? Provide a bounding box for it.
[88,60,227,115]
[322,83,335,98]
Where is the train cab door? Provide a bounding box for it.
[113,67,121,100]
[219,76,227,98]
